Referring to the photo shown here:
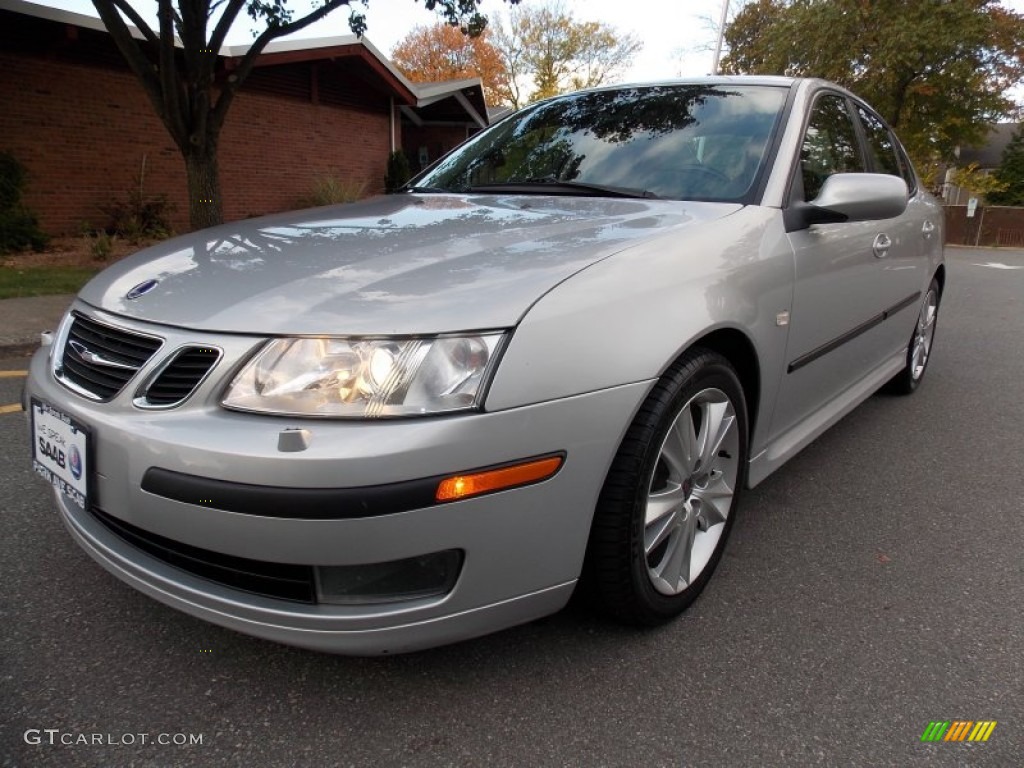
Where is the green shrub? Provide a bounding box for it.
[385,150,411,193]
[89,231,114,261]
[103,193,174,242]
[299,174,367,207]
[0,150,49,254]
[0,151,27,210]
[0,207,48,253]
[101,155,175,243]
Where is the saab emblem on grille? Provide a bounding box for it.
[68,340,136,370]
[126,279,159,300]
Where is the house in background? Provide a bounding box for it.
[0,0,488,235]
[940,122,1024,247]
[399,78,490,175]
[942,122,1020,205]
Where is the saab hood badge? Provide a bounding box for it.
[126,279,159,300]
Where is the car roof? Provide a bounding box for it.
[542,77,871,113]
[561,75,797,96]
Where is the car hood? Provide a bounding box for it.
[80,194,742,335]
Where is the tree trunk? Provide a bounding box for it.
[184,142,224,231]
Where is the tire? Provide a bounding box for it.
[584,348,749,626]
[885,277,940,395]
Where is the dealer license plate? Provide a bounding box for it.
[31,399,91,510]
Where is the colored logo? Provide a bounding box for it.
[126,279,159,300]
[68,444,82,480]
[921,721,997,742]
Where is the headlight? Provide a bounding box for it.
[222,333,505,417]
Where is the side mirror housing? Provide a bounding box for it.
[785,173,909,232]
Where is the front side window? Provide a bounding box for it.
[800,94,864,201]
[413,85,789,202]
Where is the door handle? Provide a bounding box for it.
[922,220,936,238]
[872,233,892,258]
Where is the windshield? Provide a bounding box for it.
[413,84,789,202]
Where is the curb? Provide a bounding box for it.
[0,341,41,357]
[0,293,74,359]
[945,244,1024,252]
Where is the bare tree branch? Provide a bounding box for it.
[210,0,353,132]
[174,2,192,48]
[90,1,164,113]
[108,0,159,46]
[93,0,519,230]
[156,0,188,146]
[208,0,246,54]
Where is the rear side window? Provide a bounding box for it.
[800,94,864,201]
[856,105,918,195]
[856,107,901,177]
[893,140,918,196]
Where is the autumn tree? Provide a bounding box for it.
[391,24,507,106]
[91,0,518,231]
[948,162,1007,203]
[988,128,1024,206]
[491,2,642,108]
[721,0,1024,165]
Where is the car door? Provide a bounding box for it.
[770,90,921,438]
[852,103,933,353]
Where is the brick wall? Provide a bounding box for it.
[220,64,393,223]
[1,49,186,234]
[0,18,394,236]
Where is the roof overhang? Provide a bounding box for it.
[221,36,419,105]
[5,0,488,123]
[402,78,489,129]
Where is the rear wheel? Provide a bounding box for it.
[885,277,940,395]
[585,349,748,625]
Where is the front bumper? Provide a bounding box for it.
[26,308,650,653]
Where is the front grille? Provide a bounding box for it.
[89,506,316,603]
[58,314,162,400]
[141,347,221,406]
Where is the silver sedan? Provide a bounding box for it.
[25,77,944,654]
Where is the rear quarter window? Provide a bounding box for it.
[856,105,917,195]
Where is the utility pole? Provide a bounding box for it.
[711,0,730,75]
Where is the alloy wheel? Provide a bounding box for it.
[911,288,938,381]
[644,387,739,595]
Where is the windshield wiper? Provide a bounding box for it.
[467,178,659,199]
[402,185,451,193]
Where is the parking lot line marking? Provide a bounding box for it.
[0,403,24,414]
[0,370,28,378]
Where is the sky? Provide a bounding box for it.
[315,0,739,80]
[29,0,1024,92]
[31,0,784,81]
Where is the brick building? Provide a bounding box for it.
[0,0,489,235]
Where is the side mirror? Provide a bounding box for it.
[785,173,909,231]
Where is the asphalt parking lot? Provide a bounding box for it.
[1,246,1022,767]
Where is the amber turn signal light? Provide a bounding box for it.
[436,455,564,502]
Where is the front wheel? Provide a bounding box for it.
[585,349,748,625]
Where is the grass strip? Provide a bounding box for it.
[0,266,98,299]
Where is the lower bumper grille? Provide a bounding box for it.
[88,506,316,603]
